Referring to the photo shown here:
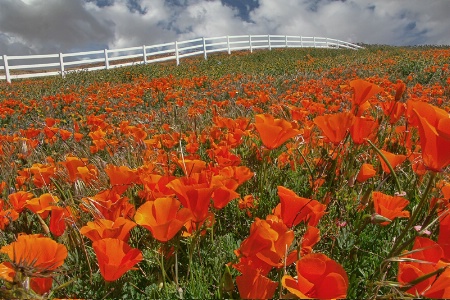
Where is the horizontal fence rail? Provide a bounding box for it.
[0,35,363,83]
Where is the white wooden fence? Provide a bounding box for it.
[0,35,363,83]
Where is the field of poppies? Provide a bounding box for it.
[0,45,450,299]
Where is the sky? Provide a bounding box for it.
[0,0,449,56]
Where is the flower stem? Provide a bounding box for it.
[366,139,402,194]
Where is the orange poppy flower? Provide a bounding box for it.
[207,145,242,167]
[422,268,450,299]
[30,277,53,295]
[43,126,59,141]
[372,191,410,226]
[61,156,98,183]
[88,129,107,153]
[282,253,349,299]
[45,117,58,127]
[275,186,326,228]
[258,215,296,268]
[177,159,207,176]
[166,177,215,223]
[20,128,41,139]
[238,194,256,210]
[437,210,450,261]
[236,215,295,270]
[236,217,277,258]
[350,78,382,107]
[8,191,34,213]
[300,226,321,257]
[349,116,378,145]
[0,262,15,282]
[134,197,192,242]
[15,170,29,189]
[92,238,142,282]
[0,200,19,230]
[254,114,300,149]
[314,112,355,145]
[233,255,273,278]
[398,237,443,296]
[394,80,406,102]
[138,173,176,201]
[353,101,372,117]
[129,126,148,143]
[76,165,99,183]
[104,165,140,195]
[49,206,76,237]
[381,101,406,124]
[440,182,450,199]
[213,185,240,209]
[211,175,240,209]
[26,163,56,188]
[182,212,215,238]
[1,234,67,274]
[236,265,278,300]
[378,149,406,174]
[58,128,72,141]
[74,132,84,142]
[408,151,427,176]
[411,106,450,172]
[80,217,136,242]
[81,189,135,220]
[26,193,59,219]
[356,163,377,183]
[407,100,448,128]
[218,166,254,185]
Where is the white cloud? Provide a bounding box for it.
[0,0,449,56]
[249,0,450,46]
[0,0,114,54]
[173,0,250,39]
[84,0,176,49]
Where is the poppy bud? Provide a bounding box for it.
[371,213,392,224]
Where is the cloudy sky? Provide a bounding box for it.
[0,0,449,56]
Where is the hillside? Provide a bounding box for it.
[0,46,450,299]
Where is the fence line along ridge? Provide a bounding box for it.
[0,35,363,83]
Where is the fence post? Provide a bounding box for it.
[326,38,329,48]
[175,41,180,65]
[142,45,147,64]
[59,53,65,78]
[227,36,231,54]
[268,34,271,50]
[203,37,207,60]
[249,35,252,53]
[313,37,316,48]
[104,49,109,69]
[285,35,288,48]
[3,55,11,83]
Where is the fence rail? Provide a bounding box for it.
[0,35,363,83]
